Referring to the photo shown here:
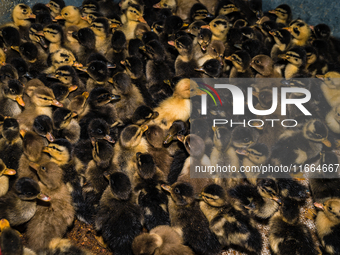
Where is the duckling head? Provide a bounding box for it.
[173,35,193,56]
[177,134,205,158]
[257,178,280,202]
[84,60,108,82]
[109,72,132,95]
[88,118,113,143]
[145,39,166,61]
[280,46,307,68]
[269,4,292,24]
[53,65,79,86]
[302,119,330,146]
[31,86,63,107]
[49,49,77,69]
[108,172,132,200]
[43,24,64,44]
[2,79,25,106]
[131,105,159,125]
[111,30,127,53]
[145,125,165,149]
[119,124,148,148]
[2,118,20,143]
[1,26,21,49]
[16,42,38,63]
[313,23,331,40]
[43,138,72,164]
[172,78,204,99]
[8,59,29,80]
[81,0,99,16]
[269,29,291,46]
[162,182,195,206]
[252,89,274,109]
[195,59,222,78]
[190,3,212,22]
[215,0,239,16]
[154,0,176,13]
[200,184,227,207]
[92,139,114,168]
[14,177,50,201]
[28,161,63,190]
[0,65,19,83]
[305,46,318,65]
[185,20,206,37]
[226,50,251,72]
[91,17,109,37]
[12,4,35,26]
[163,15,183,36]
[317,71,340,89]
[236,143,269,165]
[50,83,76,102]
[52,107,74,130]
[72,27,96,50]
[314,199,340,223]
[21,131,46,162]
[0,159,16,177]
[209,16,229,38]
[33,115,55,142]
[196,28,212,52]
[125,4,145,23]
[231,126,258,148]
[122,56,143,79]
[88,87,120,108]
[46,0,65,17]
[136,152,156,180]
[279,197,300,223]
[287,19,311,45]
[58,6,82,23]
[213,126,231,151]
[164,120,188,144]
[250,55,274,77]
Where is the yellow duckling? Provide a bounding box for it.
[55,6,90,29]
[119,4,147,41]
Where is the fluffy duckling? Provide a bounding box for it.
[52,107,80,144]
[17,86,63,131]
[208,16,229,42]
[195,58,223,78]
[112,124,149,180]
[268,4,292,26]
[325,104,340,135]
[130,105,159,126]
[225,50,253,78]
[269,29,292,62]
[0,79,25,118]
[68,91,89,119]
[95,172,143,255]
[279,46,307,79]
[33,115,55,143]
[0,177,50,226]
[286,19,311,47]
[45,48,78,74]
[47,0,65,19]
[132,225,194,255]
[7,4,36,38]
[42,24,66,54]
[119,4,146,41]
[317,71,340,108]
[90,18,111,55]
[133,152,169,230]
[55,6,89,28]
[196,40,224,67]
[152,78,204,130]
[192,28,212,61]
[0,159,16,197]
[26,161,75,252]
[106,30,127,70]
[314,198,340,254]
[199,184,262,254]
[269,198,318,255]
[214,0,240,16]
[189,3,214,23]
[109,72,145,123]
[305,45,328,76]
[250,54,282,78]
[162,182,221,255]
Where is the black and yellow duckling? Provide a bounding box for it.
[208,15,229,42]
[119,4,146,41]
[161,182,221,255]
[26,160,75,252]
[109,72,145,123]
[269,29,292,62]
[130,105,159,126]
[0,79,25,118]
[270,118,331,167]
[195,58,223,78]
[0,177,50,226]
[90,18,111,55]
[189,3,214,23]
[196,39,224,67]
[314,198,340,254]
[0,159,16,197]
[81,0,99,17]
[269,197,318,255]
[106,30,127,71]
[251,54,282,78]
[278,46,307,79]
[55,6,89,29]
[214,0,240,16]
[95,172,143,255]
[199,184,263,254]
[42,24,66,54]
[112,124,149,180]
[285,19,311,47]
[45,48,78,74]
[132,225,194,255]
[225,50,253,78]
[32,115,55,145]
[192,28,212,62]
[69,27,97,65]
[304,45,328,76]
[32,3,52,27]
[49,83,78,108]
[52,107,80,144]
[0,26,22,62]
[78,60,110,92]
[67,91,89,120]
[43,238,94,255]
[46,0,65,19]
[317,71,340,108]
[268,4,292,26]
[133,152,169,230]
[6,4,36,39]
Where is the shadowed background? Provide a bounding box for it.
[0,0,339,36]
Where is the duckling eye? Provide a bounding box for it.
[244,137,250,142]
[255,60,260,64]
[213,24,217,27]
[64,13,68,16]
[90,66,95,70]
[97,129,103,134]
[163,3,168,7]
[174,187,180,194]
[293,27,299,34]
[199,34,203,38]
[328,206,332,211]
[9,88,15,94]
[41,166,46,171]
[327,77,331,81]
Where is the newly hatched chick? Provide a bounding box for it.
[278,46,307,79]
[225,50,253,78]
[286,19,311,47]
[199,184,262,254]
[269,29,292,62]
[33,115,55,143]
[268,4,292,26]
[269,198,318,255]
[195,59,223,78]
[0,177,50,226]
[52,107,80,144]
[26,161,75,252]
[132,225,194,255]
[90,17,111,55]
[47,0,65,18]
[0,159,16,197]
[6,4,35,39]
[250,54,282,78]
[196,40,225,67]
[0,79,25,118]
[55,6,89,28]
[119,4,146,41]
[95,172,143,255]
[42,24,66,54]
[161,182,221,255]
[208,16,229,42]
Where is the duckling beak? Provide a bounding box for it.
[103,172,110,181]
[11,46,20,52]
[76,66,88,73]
[120,60,126,66]
[139,46,146,52]
[316,74,324,80]
[314,202,324,210]
[212,126,217,132]
[46,3,50,8]
[51,99,63,107]
[161,184,171,192]
[104,134,115,143]
[68,85,78,93]
[283,27,292,32]
[37,193,51,202]
[82,91,89,99]
[0,219,10,231]
[252,121,264,130]
[46,132,55,142]
[71,112,78,118]
[164,134,173,144]
[163,79,171,86]
[168,41,175,46]
[28,162,40,171]
[153,3,161,8]
[15,96,25,107]
[225,56,233,61]
[42,147,50,154]
[268,10,276,14]
[107,63,116,69]
[177,134,185,143]
[234,44,242,49]
[35,31,45,37]
[272,196,282,204]
[200,25,210,30]
[236,149,249,156]
[3,168,16,176]
[269,31,275,36]
[108,78,114,84]
[46,73,57,79]
[141,125,148,133]
[54,15,65,20]
[29,13,36,19]
[110,94,121,101]
[278,54,288,60]
[23,72,33,79]
[194,66,205,72]
[322,139,332,147]
[20,129,27,138]
[73,62,83,68]
[138,16,147,23]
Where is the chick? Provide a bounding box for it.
[42,24,66,54]
[7,4,36,39]
[196,40,224,67]
[52,107,80,144]
[278,46,307,79]
[95,172,143,255]
[208,16,229,42]
[250,54,282,78]
[119,4,146,41]
[317,71,340,108]
[33,115,55,143]
[47,0,65,19]
[269,29,292,62]
[269,198,318,255]
[286,19,311,47]
[199,184,262,254]
[225,50,253,78]
[90,18,111,55]
[0,79,25,118]
[162,182,221,255]
[55,6,89,28]
[0,159,16,197]
[268,4,292,26]
[195,58,223,78]
[132,225,194,255]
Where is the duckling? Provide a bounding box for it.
[132,225,194,255]
[131,105,159,125]
[268,4,292,26]
[45,48,78,74]
[0,26,22,62]
[152,78,203,130]
[42,24,66,54]
[270,29,292,62]
[90,18,111,55]
[47,0,65,19]
[214,0,240,16]
[314,198,340,254]
[270,119,330,167]
[269,197,318,255]
[119,4,146,41]
[69,27,97,65]
[81,0,99,17]
[33,115,55,144]
[199,184,263,254]
[196,39,224,67]
[208,16,229,42]
[17,86,63,131]
[0,177,50,226]
[26,161,75,252]
[52,107,80,144]
[225,50,253,78]
[286,19,311,47]
[0,159,16,197]
[68,91,89,119]
[189,3,214,23]
[106,30,127,71]
[317,71,340,108]
[95,172,143,255]
[192,28,212,61]
[112,124,149,180]
[0,79,25,118]
[133,152,169,230]
[6,4,36,39]
[161,182,221,255]
[153,0,177,14]
[175,0,199,22]
[195,58,223,78]
[109,72,145,123]
[304,45,328,76]
[278,46,307,79]
[250,54,282,78]
[55,6,89,29]
[49,83,77,108]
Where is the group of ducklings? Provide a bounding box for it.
[0,0,340,254]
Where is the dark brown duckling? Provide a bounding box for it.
[52,107,80,144]
[0,79,25,118]
[250,54,282,78]
[0,159,16,197]
[225,50,253,78]
[33,115,55,143]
